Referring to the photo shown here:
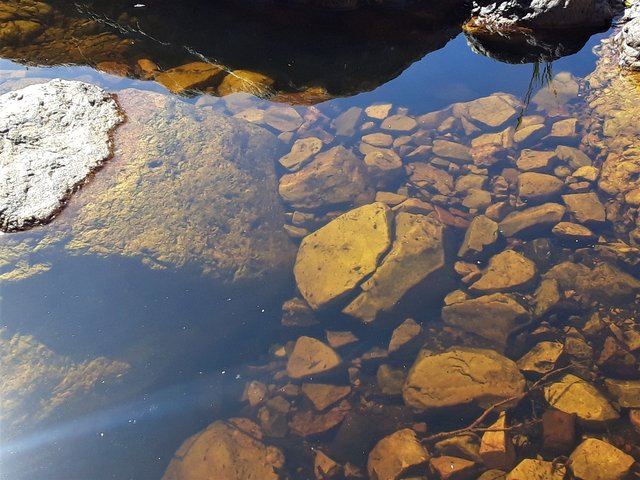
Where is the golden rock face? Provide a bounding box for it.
[63,88,295,282]
[0,87,295,284]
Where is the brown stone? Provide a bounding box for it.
[442,294,530,349]
[289,400,350,437]
[217,70,274,97]
[430,455,477,480]
[407,163,454,195]
[469,250,538,294]
[517,172,564,203]
[326,330,358,349]
[302,383,351,411]
[388,318,423,354]
[286,336,342,380]
[367,429,430,480]
[542,409,575,453]
[499,203,566,237]
[432,139,472,163]
[279,146,374,210]
[458,215,499,260]
[162,419,283,480]
[562,192,606,224]
[155,62,225,93]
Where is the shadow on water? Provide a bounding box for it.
[1,251,292,479]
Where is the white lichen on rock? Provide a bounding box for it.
[0,79,123,232]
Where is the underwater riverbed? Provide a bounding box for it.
[2,1,640,479]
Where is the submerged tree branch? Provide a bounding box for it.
[421,365,572,443]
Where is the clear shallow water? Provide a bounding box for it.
[0,2,638,479]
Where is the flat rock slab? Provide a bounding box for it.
[294,202,392,310]
[343,212,446,323]
[0,79,123,232]
[403,347,525,412]
[65,88,295,282]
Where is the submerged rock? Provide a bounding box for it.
[162,418,284,480]
[442,293,530,349]
[480,412,516,471]
[403,347,525,411]
[367,429,430,480]
[294,202,392,310]
[279,146,374,210]
[286,336,342,380]
[507,459,566,480]
[63,88,294,282]
[543,374,619,426]
[458,215,500,260]
[543,261,640,304]
[0,79,123,232]
[499,203,566,237]
[343,212,447,323]
[469,249,538,294]
[1,329,128,438]
[568,438,635,480]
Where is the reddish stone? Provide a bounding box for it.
[542,409,575,454]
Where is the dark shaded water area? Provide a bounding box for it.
[2,1,640,479]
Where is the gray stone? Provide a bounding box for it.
[617,3,640,71]
[442,293,530,348]
[263,105,303,132]
[332,107,362,137]
[499,203,566,237]
[343,212,446,323]
[472,0,619,32]
[381,114,417,132]
[403,347,526,411]
[0,79,123,231]
[279,137,323,171]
